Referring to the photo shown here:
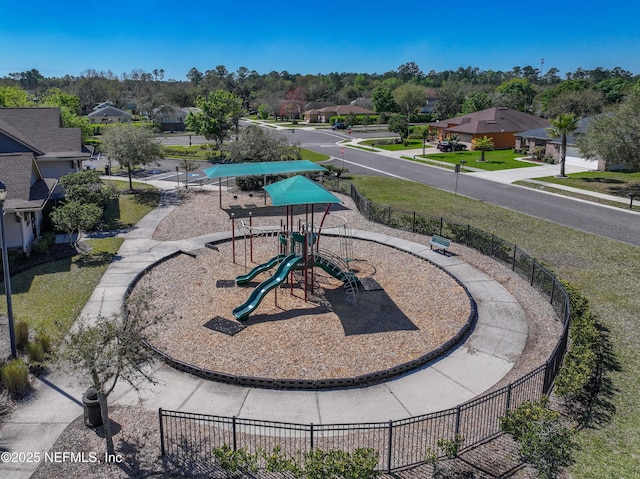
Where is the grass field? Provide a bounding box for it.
[1,181,159,343]
[349,175,640,478]
[423,149,541,171]
[533,170,640,197]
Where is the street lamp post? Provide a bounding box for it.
[0,182,16,358]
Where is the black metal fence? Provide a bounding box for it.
[159,182,571,473]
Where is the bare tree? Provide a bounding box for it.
[60,291,165,457]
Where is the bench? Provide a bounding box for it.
[430,235,451,255]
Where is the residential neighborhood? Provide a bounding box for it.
[0,60,639,479]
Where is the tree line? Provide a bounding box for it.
[1,63,639,121]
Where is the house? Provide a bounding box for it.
[0,107,90,251]
[0,153,57,252]
[0,107,90,178]
[515,117,603,170]
[87,105,132,124]
[304,105,375,123]
[152,106,200,132]
[432,107,550,150]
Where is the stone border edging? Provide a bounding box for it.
[126,233,478,390]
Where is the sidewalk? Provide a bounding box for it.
[1,178,529,478]
[345,138,635,207]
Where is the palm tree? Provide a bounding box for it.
[474,136,494,162]
[547,113,580,177]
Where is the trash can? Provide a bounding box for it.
[83,388,103,428]
[104,165,110,175]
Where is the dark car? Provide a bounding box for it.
[331,123,348,130]
[437,141,467,152]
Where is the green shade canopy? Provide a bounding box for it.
[202,160,326,179]
[263,175,341,206]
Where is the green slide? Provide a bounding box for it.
[235,253,287,285]
[313,254,360,285]
[233,254,303,321]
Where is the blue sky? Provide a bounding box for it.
[3,1,640,81]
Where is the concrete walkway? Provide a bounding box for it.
[0,141,628,478]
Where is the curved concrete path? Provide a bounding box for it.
[0,184,528,478]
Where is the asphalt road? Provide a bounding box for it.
[294,128,640,248]
[92,128,639,247]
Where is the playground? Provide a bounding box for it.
[135,233,472,381]
[133,171,479,384]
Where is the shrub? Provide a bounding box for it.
[211,444,258,477]
[15,320,30,350]
[263,445,299,474]
[554,283,601,399]
[26,341,45,363]
[32,231,56,255]
[1,359,30,397]
[35,331,53,354]
[500,398,574,479]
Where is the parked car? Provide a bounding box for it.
[437,141,467,152]
[332,123,348,130]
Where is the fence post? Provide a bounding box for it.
[530,261,536,286]
[490,234,495,258]
[466,224,470,246]
[505,383,512,413]
[159,408,165,457]
[454,405,462,436]
[232,416,237,451]
[550,276,556,305]
[310,423,314,450]
[512,246,517,271]
[412,212,416,232]
[387,420,393,473]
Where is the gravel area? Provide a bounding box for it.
[31,187,563,478]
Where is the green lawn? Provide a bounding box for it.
[349,175,640,478]
[360,138,424,151]
[103,180,161,229]
[0,182,159,343]
[2,237,123,342]
[300,148,330,162]
[422,149,541,171]
[164,144,221,161]
[533,170,640,197]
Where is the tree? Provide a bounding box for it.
[434,82,465,119]
[544,89,604,118]
[61,292,164,457]
[577,93,640,170]
[60,170,118,207]
[414,125,431,155]
[178,159,199,188]
[392,84,427,122]
[225,125,299,163]
[0,86,32,107]
[371,86,397,113]
[547,113,580,177]
[462,90,493,114]
[473,136,495,161]
[388,114,409,141]
[100,124,164,190]
[186,90,244,147]
[50,202,102,252]
[496,78,536,112]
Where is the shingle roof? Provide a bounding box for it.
[517,116,594,145]
[0,107,87,157]
[87,106,132,118]
[0,153,57,210]
[435,107,550,135]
